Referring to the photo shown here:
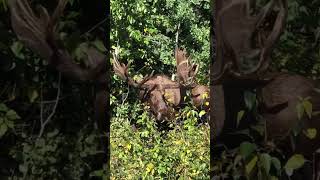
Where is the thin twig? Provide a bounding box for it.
[121,84,130,106]
[40,85,44,127]
[38,73,62,138]
[81,17,108,37]
[175,23,180,49]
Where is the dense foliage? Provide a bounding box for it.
[111,0,211,178]
[0,0,319,179]
[0,0,107,179]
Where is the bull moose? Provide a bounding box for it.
[211,0,320,179]
[112,48,210,122]
[8,0,108,170]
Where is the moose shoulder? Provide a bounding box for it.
[259,73,320,158]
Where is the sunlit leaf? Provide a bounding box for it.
[199,110,206,118]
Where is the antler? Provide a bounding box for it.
[212,0,288,85]
[9,0,108,163]
[9,0,107,82]
[112,51,153,89]
[175,47,198,87]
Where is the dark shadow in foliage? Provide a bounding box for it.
[0,0,109,179]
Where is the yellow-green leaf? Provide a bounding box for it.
[126,143,132,150]
[296,103,304,120]
[202,92,209,99]
[304,128,317,139]
[146,163,154,173]
[237,110,245,127]
[246,155,258,175]
[28,89,38,103]
[302,99,313,118]
[205,101,209,106]
[285,154,305,177]
[199,110,206,118]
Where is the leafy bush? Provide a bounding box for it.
[110,101,210,179]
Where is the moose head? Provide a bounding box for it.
[211,0,288,137]
[174,48,210,112]
[212,0,288,85]
[8,0,108,165]
[212,1,320,178]
[112,48,211,122]
[112,51,183,121]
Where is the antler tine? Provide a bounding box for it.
[112,51,150,89]
[9,0,53,59]
[112,51,128,81]
[175,47,198,87]
[137,70,154,88]
[51,0,68,27]
[211,0,287,85]
[254,0,287,73]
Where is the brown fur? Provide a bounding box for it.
[113,55,183,121]
[174,48,210,112]
[260,73,320,159]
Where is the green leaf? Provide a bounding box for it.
[10,41,25,59]
[271,157,281,171]
[6,110,20,120]
[47,129,59,138]
[302,99,313,118]
[296,103,304,120]
[199,110,206,118]
[146,163,154,173]
[93,40,107,52]
[259,153,271,174]
[19,164,28,173]
[271,157,281,176]
[240,142,256,159]
[90,169,104,177]
[244,91,256,110]
[237,110,245,127]
[0,103,8,112]
[304,128,317,139]
[284,154,306,177]
[245,155,258,175]
[0,124,8,137]
[6,120,14,128]
[28,89,39,103]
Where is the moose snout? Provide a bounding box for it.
[154,104,169,121]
